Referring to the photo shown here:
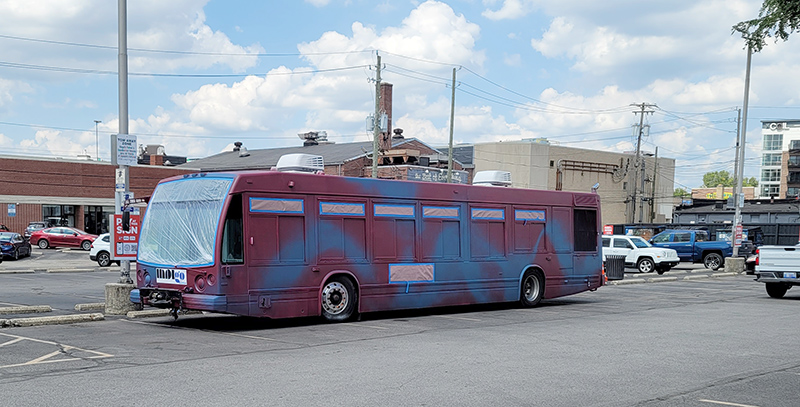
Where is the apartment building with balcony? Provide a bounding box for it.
[760,120,800,198]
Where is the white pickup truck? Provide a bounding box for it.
[602,235,680,274]
[754,244,800,298]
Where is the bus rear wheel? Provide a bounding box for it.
[321,276,357,322]
[520,270,544,307]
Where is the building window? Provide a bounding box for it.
[787,187,800,198]
[761,184,780,197]
[762,134,783,151]
[762,153,782,166]
[790,140,800,150]
[788,172,800,184]
[789,155,800,167]
[761,169,781,182]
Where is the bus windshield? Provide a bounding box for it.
[138,177,232,267]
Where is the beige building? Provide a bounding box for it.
[690,185,758,200]
[457,140,675,225]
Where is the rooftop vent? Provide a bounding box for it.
[298,131,331,146]
[276,153,324,173]
[472,170,512,187]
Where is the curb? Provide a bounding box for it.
[75,303,105,311]
[607,279,646,285]
[47,268,98,273]
[682,274,710,280]
[0,270,35,274]
[0,305,53,315]
[126,309,202,319]
[646,276,679,283]
[1,313,104,328]
[710,272,738,278]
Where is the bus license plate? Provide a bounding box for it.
[784,272,796,279]
[156,268,187,285]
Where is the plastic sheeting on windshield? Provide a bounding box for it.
[138,177,232,267]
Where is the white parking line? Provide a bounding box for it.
[699,399,760,407]
[431,314,482,322]
[0,332,113,369]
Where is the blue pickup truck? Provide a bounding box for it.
[649,229,733,270]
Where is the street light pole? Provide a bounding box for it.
[94,120,102,161]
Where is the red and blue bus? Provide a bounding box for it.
[131,169,603,321]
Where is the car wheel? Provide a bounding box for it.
[38,239,49,249]
[637,258,654,273]
[520,269,545,307]
[81,240,92,251]
[703,253,723,270]
[320,276,357,322]
[97,251,112,267]
[766,283,789,299]
[13,249,19,260]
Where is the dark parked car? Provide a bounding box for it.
[29,227,98,250]
[0,232,32,260]
[24,221,52,238]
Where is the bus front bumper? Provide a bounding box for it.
[131,289,228,312]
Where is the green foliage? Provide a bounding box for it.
[701,171,759,188]
[674,187,690,198]
[702,171,735,188]
[733,0,800,52]
[743,177,759,187]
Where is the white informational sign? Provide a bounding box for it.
[7,204,15,217]
[115,168,126,191]
[115,134,138,166]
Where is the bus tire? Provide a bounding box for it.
[321,276,357,322]
[520,269,544,307]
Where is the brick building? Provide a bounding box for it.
[0,155,192,235]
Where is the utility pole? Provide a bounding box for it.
[117,0,131,284]
[733,47,752,257]
[630,102,655,224]
[446,68,456,183]
[650,147,658,223]
[94,120,102,161]
[371,53,382,179]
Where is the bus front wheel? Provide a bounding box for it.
[321,276,357,322]
[520,270,545,307]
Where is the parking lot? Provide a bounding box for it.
[1,250,796,407]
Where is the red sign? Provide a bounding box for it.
[733,224,743,247]
[111,214,140,260]
[603,225,614,235]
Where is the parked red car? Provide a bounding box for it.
[30,227,99,251]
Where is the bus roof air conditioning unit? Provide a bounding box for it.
[472,170,512,187]
[276,153,325,173]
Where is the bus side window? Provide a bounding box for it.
[222,195,244,264]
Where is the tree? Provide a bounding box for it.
[674,187,690,198]
[743,177,759,187]
[733,0,800,52]
[702,171,735,188]
[701,171,758,188]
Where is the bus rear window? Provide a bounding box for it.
[573,209,597,252]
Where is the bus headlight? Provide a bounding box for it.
[195,275,206,293]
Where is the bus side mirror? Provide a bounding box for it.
[122,211,130,232]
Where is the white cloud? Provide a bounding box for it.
[19,129,87,158]
[482,0,539,21]
[305,0,331,6]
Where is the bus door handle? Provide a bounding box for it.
[250,236,254,245]
[545,256,552,261]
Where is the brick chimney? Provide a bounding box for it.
[379,82,393,151]
[150,154,164,166]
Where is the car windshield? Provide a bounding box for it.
[0,233,13,242]
[630,237,651,248]
[138,176,233,267]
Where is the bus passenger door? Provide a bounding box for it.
[548,207,573,278]
[219,194,247,314]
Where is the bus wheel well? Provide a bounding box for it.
[520,267,545,307]
[320,273,359,322]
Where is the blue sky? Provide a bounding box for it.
[1,0,799,191]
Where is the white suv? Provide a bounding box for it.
[602,235,680,274]
[89,233,118,267]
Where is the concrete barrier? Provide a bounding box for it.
[1,313,104,328]
[105,283,137,315]
[0,305,52,315]
[724,257,745,274]
[75,303,106,311]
